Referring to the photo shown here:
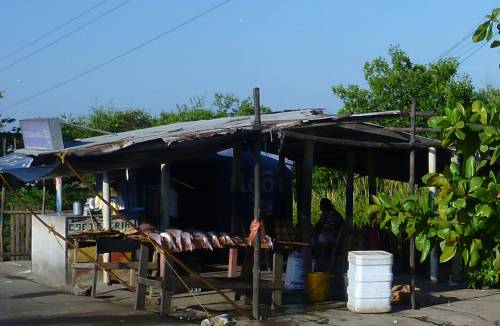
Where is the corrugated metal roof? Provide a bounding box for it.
[17,109,437,158]
[18,109,329,157]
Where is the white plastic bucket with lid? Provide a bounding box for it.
[347,250,393,313]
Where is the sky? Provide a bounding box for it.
[0,0,498,121]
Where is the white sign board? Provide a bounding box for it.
[20,118,64,151]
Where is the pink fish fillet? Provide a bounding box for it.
[207,231,223,248]
[164,229,183,252]
[191,230,213,251]
[181,232,194,251]
[160,232,177,251]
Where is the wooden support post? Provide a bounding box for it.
[0,138,5,261]
[295,162,303,226]
[409,98,417,310]
[428,147,438,283]
[160,255,174,315]
[271,250,284,310]
[159,162,173,314]
[346,152,354,227]
[252,87,261,320]
[55,176,63,213]
[160,163,171,231]
[229,145,242,278]
[302,138,314,276]
[102,172,111,285]
[135,243,150,310]
[41,179,46,215]
[368,152,378,249]
[278,149,287,220]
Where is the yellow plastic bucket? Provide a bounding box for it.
[307,272,331,302]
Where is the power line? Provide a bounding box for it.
[0,0,108,64]
[432,5,498,63]
[0,0,131,73]
[0,0,234,112]
[459,42,487,64]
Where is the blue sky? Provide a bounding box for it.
[0,0,498,120]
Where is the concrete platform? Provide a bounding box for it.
[1,261,499,325]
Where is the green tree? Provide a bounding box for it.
[368,100,500,288]
[473,8,500,48]
[61,105,154,140]
[332,46,474,127]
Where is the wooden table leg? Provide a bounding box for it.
[91,247,98,297]
[71,240,79,290]
[135,243,150,310]
[160,254,174,315]
[272,251,283,310]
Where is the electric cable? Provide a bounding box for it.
[0,0,131,73]
[0,0,108,64]
[0,0,234,112]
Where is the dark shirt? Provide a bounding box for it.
[316,207,343,233]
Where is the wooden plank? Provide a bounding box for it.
[160,256,174,315]
[271,252,284,310]
[10,214,16,261]
[137,276,162,288]
[25,215,31,259]
[283,130,440,149]
[19,214,25,259]
[135,243,150,310]
[74,262,158,270]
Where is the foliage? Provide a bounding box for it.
[472,8,500,49]
[465,256,500,289]
[310,166,410,228]
[332,47,475,128]
[62,93,271,141]
[61,105,155,139]
[368,100,499,287]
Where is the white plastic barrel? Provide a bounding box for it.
[347,250,393,313]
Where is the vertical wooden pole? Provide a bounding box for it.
[102,172,111,285]
[428,147,438,283]
[0,138,5,261]
[229,145,242,278]
[25,215,31,259]
[271,251,283,310]
[252,87,261,320]
[295,162,303,227]
[160,163,171,231]
[368,152,378,249]
[409,98,417,310]
[135,243,149,310]
[41,179,46,215]
[159,163,173,314]
[346,152,354,227]
[278,149,286,220]
[302,138,314,276]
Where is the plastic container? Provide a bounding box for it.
[307,272,331,301]
[284,251,305,290]
[347,251,393,313]
[73,201,82,215]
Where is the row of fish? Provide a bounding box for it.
[147,228,272,252]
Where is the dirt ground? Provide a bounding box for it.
[1,261,499,326]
